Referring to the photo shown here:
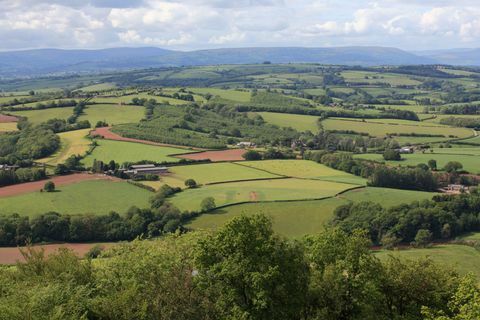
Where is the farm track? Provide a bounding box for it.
[0,173,120,198]
[90,126,205,151]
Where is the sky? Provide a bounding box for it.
[0,0,479,51]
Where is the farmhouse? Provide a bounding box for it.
[398,147,414,154]
[124,164,168,177]
[237,141,256,148]
[0,164,18,171]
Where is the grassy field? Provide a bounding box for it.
[355,152,480,174]
[91,93,189,106]
[78,104,144,125]
[77,83,117,92]
[0,180,151,216]
[141,162,280,189]
[169,178,357,212]
[188,198,348,238]
[375,245,480,279]
[187,88,251,102]
[238,160,367,185]
[255,112,320,132]
[82,139,192,167]
[321,118,473,140]
[38,129,91,165]
[339,187,437,207]
[340,71,421,86]
[9,107,74,124]
[459,232,480,241]
[0,122,18,132]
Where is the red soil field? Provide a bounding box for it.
[0,173,120,198]
[90,126,203,150]
[0,114,18,123]
[177,149,246,162]
[0,243,115,265]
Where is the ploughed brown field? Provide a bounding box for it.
[177,149,246,162]
[0,114,18,123]
[0,243,115,264]
[0,173,120,197]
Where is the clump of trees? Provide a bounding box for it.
[0,167,46,187]
[0,214,477,320]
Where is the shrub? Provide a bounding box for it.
[201,197,216,212]
[184,179,197,188]
[43,181,55,192]
[383,149,401,161]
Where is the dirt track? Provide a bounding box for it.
[90,127,203,150]
[0,243,115,264]
[0,173,119,198]
[0,114,18,123]
[177,149,246,162]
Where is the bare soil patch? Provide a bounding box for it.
[90,126,203,150]
[177,149,246,162]
[0,173,120,198]
[249,191,259,202]
[0,243,115,264]
[0,114,18,123]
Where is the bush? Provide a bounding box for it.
[184,179,197,188]
[201,197,216,212]
[414,229,433,247]
[383,149,401,161]
[242,150,262,161]
[43,181,55,192]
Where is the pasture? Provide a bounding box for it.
[238,160,367,185]
[340,71,421,86]
[142,162,280,189]
[339,187,437,207]
[188,198,348,238]
[0,180,151,216]
[321,118,473,140]
[38,129,92,165]
[254,112,320,132]
[9,107,75,124]
[82,139,192,167]
[78,104,144,125]
[375,245,480,279]
[91,93,189,105]
[355,152,480,174]
[169,178,357,212]
[187,87,251,102]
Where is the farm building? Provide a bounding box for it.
[237,142,256,148]
[398,147,414,154]
[124,164,168,177]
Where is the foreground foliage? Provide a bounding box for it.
[0,215,477,320]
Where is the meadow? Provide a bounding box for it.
[0,180,151,216]
[169,178,357,212]
[82,139,192,167]
[187,87,251,102]
[340,70,422,86]
[0,122,18,132]
[254,112,320,132]
[375,245,480,279]
[78,104,144,125]
[339,187,437,206]
[141,162,280,189]
[91,93,189,105]
[9,107,75,124]
[37,128,92,165]
[239,160,367,185]
[355,152,480,174]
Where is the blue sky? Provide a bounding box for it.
[0,0,479,51]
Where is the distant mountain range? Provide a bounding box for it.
[0,46,478,77]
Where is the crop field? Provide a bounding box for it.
[169,178,357,212]
[254,112,320,132]
[355,153,480,174]
[9,107,75,124]
[38,129,92,165]
[239,160,367,185]
[321,118,473,140]
[188,198,348,238]
[143,162,280,189]
[78,104,144,125]
[375,245,480,279]
[83,139,191,167]
[0,122,18,132]
[0,180,151,216]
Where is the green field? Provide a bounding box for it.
[0,122,18,132]
[355,152,480,174]
[38,129,92,165]
[169,178,357,212]
[9,107,75,124]
[339,187,437,206]
[239,160,367,185]
[83,139,192,167]
[375,245,480,279]
[188,88,251,102]
[321,118,473,141]
[77,83,117,92]
[91,93,190,106]
[255,112,320,132]
[0,180,151,216]
[142,162,280,189]
[78,104,144,125]
[341,71,421,86]
[188,198,348,238]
